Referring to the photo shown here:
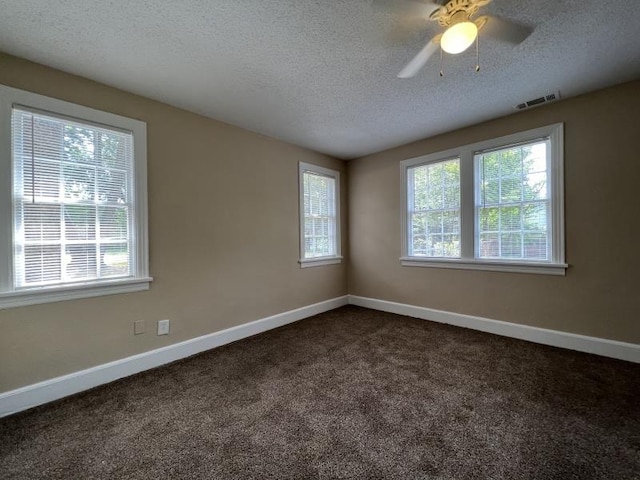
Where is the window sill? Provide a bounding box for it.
[400,257,567,276]
[299,256,343,268]
[0,277,153,310]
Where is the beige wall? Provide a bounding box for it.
[0,53,348,392]
[348,80,640,344]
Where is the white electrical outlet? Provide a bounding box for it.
[157,319,170,335]
[133,320,145,335]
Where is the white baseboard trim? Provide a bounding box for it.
[0,295,348,418]
[348,295,639,364]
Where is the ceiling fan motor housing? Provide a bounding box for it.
[431,0,492,26]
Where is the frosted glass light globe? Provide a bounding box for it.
[441,21,478,54]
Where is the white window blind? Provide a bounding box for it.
[475,139,550,261]
[11,107,135,288]
[408,158,461,258]
[303,171,336,258]
[298,162,341,267]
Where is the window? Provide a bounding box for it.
[401,124,566,275]
[476,140,551,261]
[408,158,460,258]
[299,162,341,267]
[0,85,150,308]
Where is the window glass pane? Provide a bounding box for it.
[500,177,522,203]
[476,140,550,261]
[428,235,443,257]
[523,203,547,231]
[98,168,128,203]
[408,159,460,258]
[24,245,62,284]
[412,234,427,255]
[523,172,547,201]
[426,211,443,235]
[303,170,336,259]
[442,235,460,257]
[479,233,499,258]
[412,167,428,211]
[483,179,499,204]
[23,204,61,241]
[479,207,498,231]
[524,233,547,260]
[500,233,522,258]
[500,206,521,231]
[65,205,96,241]
[482,153,500,178]
[12,108,134,287]
[63,164,96,201]
[500,150,521,176]
[412,212,426,234]
[23,159,61,200]
[101,244,130,277]
[99,206,129,241]
[442,210,459,234]
[64,125,95,164]
[65,244,97,280]
[443,184,460,209]
[426,163,444,210]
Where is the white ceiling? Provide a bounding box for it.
[0,0,639,159]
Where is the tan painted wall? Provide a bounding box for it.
[0,53,348,392]
[348,80,640,344]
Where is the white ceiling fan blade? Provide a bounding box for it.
[482,15,533,45]
[398,38,439,78]
[372,0,441,17]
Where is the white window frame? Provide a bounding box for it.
[400,123,566,276]
[0,84,151,309]
[298,162,342,268]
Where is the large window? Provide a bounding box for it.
[299,162,341,267]
[401,124,565,275]
[0,85,150,308]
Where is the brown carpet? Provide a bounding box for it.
[1,305,639,479]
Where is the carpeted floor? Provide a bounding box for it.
[1,306,639,479]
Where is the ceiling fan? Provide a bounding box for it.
[375,0,533,78]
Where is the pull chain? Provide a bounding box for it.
[475,33,480,72]
[30,114,35,204]
[439,33,480,77]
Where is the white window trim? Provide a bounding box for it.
[0,84,151,309]
[400,123,567,276]
[298,162,342,268]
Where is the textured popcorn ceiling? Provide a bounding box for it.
[0,0,638,159]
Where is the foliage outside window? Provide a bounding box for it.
[0,84,150,309]
[476,141,550,261]
[401,124,565,275]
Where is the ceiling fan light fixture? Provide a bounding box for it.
[440,21,478,54]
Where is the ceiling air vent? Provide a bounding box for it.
[515,92,560,111]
